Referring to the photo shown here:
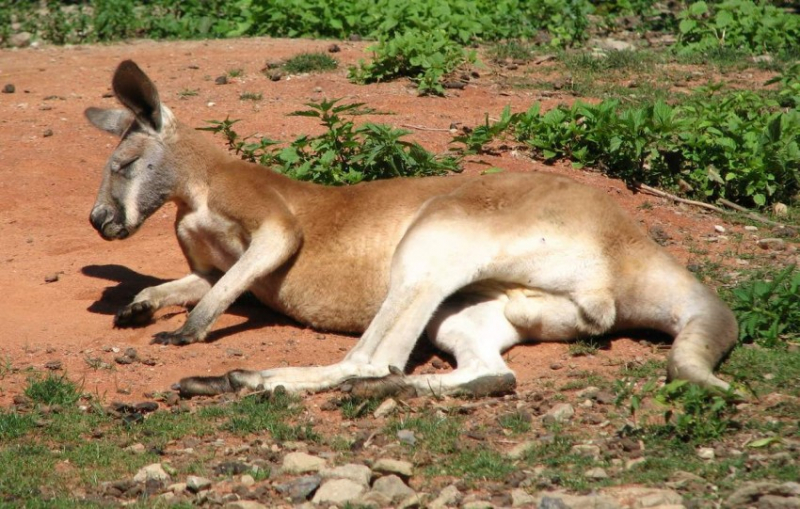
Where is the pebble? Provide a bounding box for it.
[239,474,255,487]
[2,84,15,94]
[505,440,536,460]
[586,467,609,479]
[370,474,415,503]
[397,429,417,446]
[373,398,397,418]
[133,463,171,483]
[320,463,371,487]
[223,502,268,509]
[757,238,786,251]
[511,488,537,507]
[372,458,413,478]
[281,452,326,474]
[697,447,715,460]
[312,478,365,505]
[714,225,726,233]
[186,475,212,493]
[274,475,321,503]
[571,444,601,458]
[428,484,462,509]
[44,272,59,283]
[542,403,575,424]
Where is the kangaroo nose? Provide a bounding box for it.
[89,205,113,232]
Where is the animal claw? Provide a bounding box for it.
[151,330,198,345]
[346,368,417,400]
[114,301,155,328]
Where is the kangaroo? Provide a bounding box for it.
[86,60,738,399]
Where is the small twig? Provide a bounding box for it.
[400,124,452,132]
[717,198,788,228]
[639,184,794,228]
[639,184,726,214]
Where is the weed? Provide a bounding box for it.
[283,52,338,74]
[227,68,244,78]
[340,397,382,419]
[223,391,318,442]
[568,338,600,357]
[728,265,800,347]
[24,373,82,406]
[239,91,263,101]
[498,411,532,434]
[202,99,460,186]
[177,88,199,99]
[0,410,35,440]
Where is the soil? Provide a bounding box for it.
[0,36,779,409]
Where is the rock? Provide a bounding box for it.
[2,84,15,94]
[320,464,372,487]
[586,467,609,479]
[328,43,341,53]
[43,129,53,138]
[757,238,786,251]
[512,488,536,507]
[44,360,62,370]
[239,474,255,487]
[44,272,59,283]
[772,203,789,217]
[397,429,417,446]
[697,447,715,460]
[281,452,326,474]
[605,487,683,508]
[373,398,397,418]
[215,76,228,85]
[223,502,268,509]
[537,492,619,509]
[571,444,601,458]
[595,391,615,405]
[745,225,759,232]
[428,484,461,509]
[726,482,800,508]
[274,475,321,503]
[714,225,726,233]
[463,501,494,509]
[543,403,575,424]
[312,478,365,505]
[9,32,32,48]
[371,475,415,503]
[398,493,424,509]
[124,443,146,454]
[186,475,212,493]
[372,458,413,478]
[577,386,600,399]
[625,457,647,470]
[133,463,171,484]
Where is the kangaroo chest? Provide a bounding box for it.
[176,207,248,274]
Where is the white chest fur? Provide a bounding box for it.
[176,207,249,273]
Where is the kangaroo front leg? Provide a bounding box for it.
[153,226,300,345]
[115,273,216,327]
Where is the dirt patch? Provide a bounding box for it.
[0,37,780,407]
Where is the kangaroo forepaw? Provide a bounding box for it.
[345,366,417,400]
[151,328,200,346]
[114,301,155,328]
[178,369,263,398]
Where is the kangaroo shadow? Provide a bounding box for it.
[81,264,297,343]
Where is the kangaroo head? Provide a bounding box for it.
[86,60,179,240]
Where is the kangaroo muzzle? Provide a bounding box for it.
[90,204,129,240]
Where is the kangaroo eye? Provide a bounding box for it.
[111,157,139,176]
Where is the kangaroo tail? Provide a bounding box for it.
[666,285,738,391]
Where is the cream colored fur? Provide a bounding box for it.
[86,60,738,398]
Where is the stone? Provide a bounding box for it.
[571,444,601,458]
[186,475,212,493]
[311,478,365,505]
[577,386,600,399]
[604,487,683,508]
[281,452,326,474]
[274,475,321,503]
[372,458,413,478]
[757,238,786,251]
[320,463,372,487]
[511,488,536,507]
[726,482,800,508]
[543,403,575,424]
[373,398,397,418]
[463,501,494,509]
[586,467,609,479]
[371,475,415,503]
[133,463,171,484]
[714,225,726,233]
[9,32,32,48]
[537,492,619,509]
[239,474,255,487]
[625,457,647,470]
[428,484,461,509]
[696,447,715,460]
[223,502,268,509]
[397,429,417,446]
[398,493,425,509]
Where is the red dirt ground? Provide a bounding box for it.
[0,37,779,407]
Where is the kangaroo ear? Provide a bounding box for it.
[84,107,135,137]
[112,60,163,131]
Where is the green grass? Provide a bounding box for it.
[283,52,338,74]
[239,91,263,101]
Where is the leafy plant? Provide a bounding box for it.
[729,265,800,348]
[677,0,800,56]
[202,99,461,185]
[653,380,738,442]
[349,29,476,95]
[24,373,82,406]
